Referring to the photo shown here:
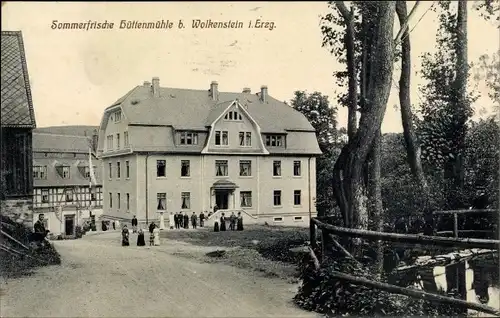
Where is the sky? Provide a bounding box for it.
[2,1,499,133]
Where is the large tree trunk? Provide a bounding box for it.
[334,1,358,142]
[396,1,429,197]
[345,1,396,230]
[445,0,469,210]
[367,130,383,273]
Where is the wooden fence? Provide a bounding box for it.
[309,215,500,316]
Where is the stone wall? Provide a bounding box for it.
[1,198,34,228]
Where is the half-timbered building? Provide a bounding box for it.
[32,126,103,236]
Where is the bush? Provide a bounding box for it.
[0,215,61,279]
[294,254,465,316]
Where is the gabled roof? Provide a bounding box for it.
[1,31,36,128]
[33,133,92,153]
[107,85,315,133]
[35,125,99,137]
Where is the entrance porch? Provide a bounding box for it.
[210,179,238,212]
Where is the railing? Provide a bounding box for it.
[309,215,500,316]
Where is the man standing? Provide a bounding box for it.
[191,212,198,229]
[199,211,205,227]
[131,215,138,233]
[33,214,48,246]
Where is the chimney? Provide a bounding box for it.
[152,77,160,97]
[143,81,151,87]
[242,87,251,94]
[91,129,98,153]
[260,85,268,103]
[210,81,218,101]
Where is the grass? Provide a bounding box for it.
[160,224,310,281]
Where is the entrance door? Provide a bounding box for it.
[65,215,75,236]
[215,192,229,209]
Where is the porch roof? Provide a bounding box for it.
[212,179,238,190]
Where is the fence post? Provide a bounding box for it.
[453,212,459,238]
[310,218,317,250]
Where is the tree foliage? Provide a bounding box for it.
[473,51,500,105]
[290,91,344,215]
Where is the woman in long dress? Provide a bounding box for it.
[214,217,220,232]
[237,212,244,231]
[122,225,130,246]
[137,228,145,246]
[220,213,227,231]
[153,225,160,246]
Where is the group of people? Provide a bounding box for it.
[214,211,244,232]
[172,211,205,229]
[121,216,160,247]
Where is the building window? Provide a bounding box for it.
[62,166,70,179]
[273,161,281,177]
[126,193,130,210]
[215,160,228,176]
[117,193,121,209]
[273,190,282,206]
[33,165,47,180]
[265,135,285,147]
[215,131,221,145]
[273,217,283,222]
[239,160,252,176]
[126,161,130,178]
[224,111,242,121]
[294,216,303,221]
[124,132,129,147]
[65,189,73,202]
[84,166,90,178]
[181,160,190,177]
[116,133,120,149]
[294,161,301,176]
[117,162,121,178]
[181,192,191,209]
[294,190,301,206]
[215,131,228,146]
[108,162,113,179]
[114,110,122,123]
[240,191,252,207]
[109,192,113,208]
[179,132,198,145]
[91,192,96,201]
[245,132,251,146]
[157,160,166,177]
[41,189,49,203]
[107,135,113,150]
[239,132,252,146]
[157,193,166,210]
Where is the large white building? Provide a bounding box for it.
[97,78,321,226]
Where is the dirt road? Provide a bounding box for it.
[0,232,316,317]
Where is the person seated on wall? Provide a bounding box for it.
[31,214,50,247]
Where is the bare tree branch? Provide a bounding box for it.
[394,1,421,45]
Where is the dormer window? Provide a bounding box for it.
[265,135,285,147]
[224,111,242,121]
[56,165,71,179]
[114,110,122,123]
[179,131,199,145]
